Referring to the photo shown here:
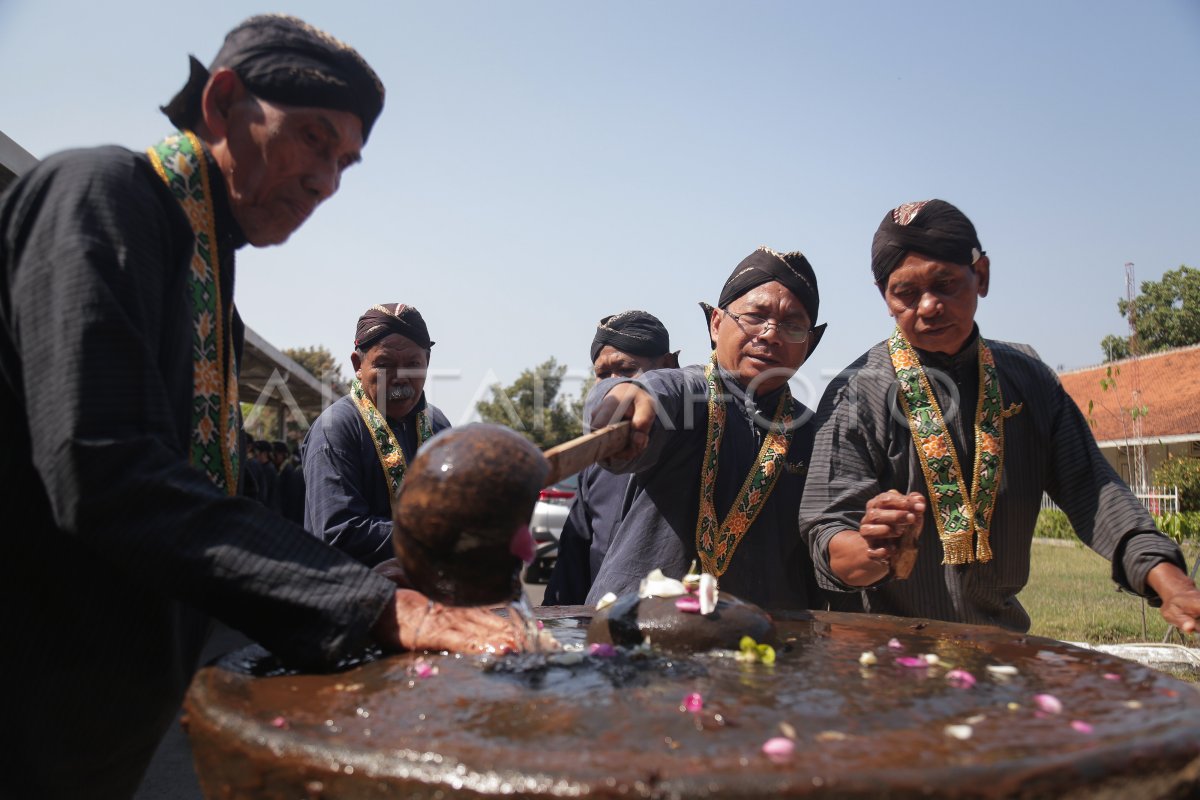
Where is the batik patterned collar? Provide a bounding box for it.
[146,131,240,495]
[350,379,433,502]
[694,354,793,577]
[887,327,1019,565]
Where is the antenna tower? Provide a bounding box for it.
[1126,262,1147,491]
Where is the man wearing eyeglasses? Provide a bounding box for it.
[584,247,830,611]
[797,199,1200,634]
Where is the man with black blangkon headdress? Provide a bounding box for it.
[585,247,830,611]
[302,303,451,566]
[0,15,521,799]
[544,310,679,605]
[799,199,1200,633]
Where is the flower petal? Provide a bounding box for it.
[588,642,617,658]
[945,669,977,689]
[699,573,719,615]
[896,656,929,668]
[944,724,973,740]
[675,596,702,613]
[638,568,688,598]
[1033,694,1063,714]
[762,737,795,760]
[681,692,704,713]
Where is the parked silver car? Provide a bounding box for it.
[524,472,578,583]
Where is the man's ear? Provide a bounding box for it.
[200,68,246,140]
[973,255,990,298]
[350,350,363,375]
[709,307,722,346]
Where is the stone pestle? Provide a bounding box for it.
[390,423,548,607]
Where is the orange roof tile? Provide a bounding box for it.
[1058,344,1200,442]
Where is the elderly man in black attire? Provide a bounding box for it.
[0,15,521,800]
[302,303,451,565]
[585,247,828,611]
[799,199,1200,633]
[544,310,679,605]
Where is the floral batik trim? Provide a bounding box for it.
[694,354,793,577]
[887,327,1008,565]
[147,131,240,495]
[350,378,433,503]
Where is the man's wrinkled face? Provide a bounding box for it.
[883,253,989,354]
[592,346,675,380]
[221,96,363,246]
[710,281,811,395]
[352,333,430,422]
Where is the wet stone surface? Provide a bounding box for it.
[185,608,1200,799]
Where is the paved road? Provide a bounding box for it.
[134,579,548,799]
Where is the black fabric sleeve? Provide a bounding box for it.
[4,149,396,669]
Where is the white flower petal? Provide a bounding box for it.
[944,724,973,740]
[699,573,719,614]
[638,568,688,598]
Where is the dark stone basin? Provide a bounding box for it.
[184,608,1200,798]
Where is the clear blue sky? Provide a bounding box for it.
[2,1,1197,424]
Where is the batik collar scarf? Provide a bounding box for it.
[350,378,433,502]
[887,327,1020,565]
[146,131,240,495]
[694,354,793,577]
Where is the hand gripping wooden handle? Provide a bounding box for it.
[541,422,631,487]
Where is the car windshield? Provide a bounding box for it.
[551,473,579,493]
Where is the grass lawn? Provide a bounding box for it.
[1021,539,1200,644]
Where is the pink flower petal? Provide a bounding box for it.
[588,642,617,658]
[1102,673,1120,681]
[509,524,536,564]
[681,692,704,713]
[675,596,702,613]
[271,716,288,729]
[895,656,929,668]
[414,661,437,678]
[945,669,977,689]
[1033,694,1063,714]
[887,638,904,650]
[762,736,795,761]
[1070,720,1094,734]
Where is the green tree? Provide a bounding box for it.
[475,358,589,448]
[284,345,347,392]
[243,345,346,443]
[1099,334,1129,362]
[1102,265,1200,361]
[1152,457,1200,513]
